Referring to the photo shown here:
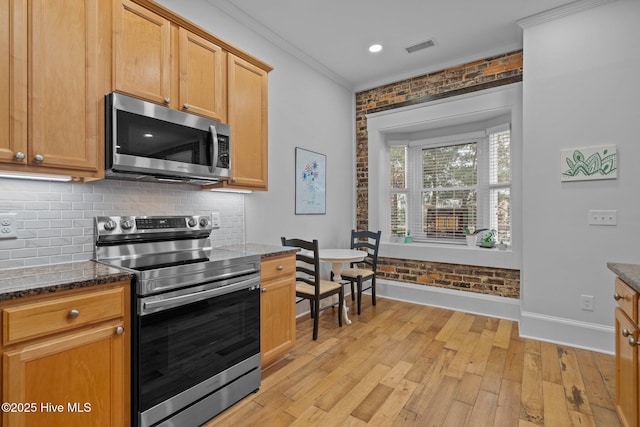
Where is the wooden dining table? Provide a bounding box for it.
[318,248,367,325]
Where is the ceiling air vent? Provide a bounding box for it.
[405,39,436,54]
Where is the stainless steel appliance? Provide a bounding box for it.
[105,93,231,185]
[94,215,261,427]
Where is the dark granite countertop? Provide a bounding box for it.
[216,243,299,258]
[0,261,133,301]
[607,262,640,293]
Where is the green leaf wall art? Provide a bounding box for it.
[561,145,617,182]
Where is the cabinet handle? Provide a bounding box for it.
[622,328,632,337]
[277,265,284,271]
[14,152,25,161]
[261,288,267,293]
[68,309,80,319]
[628,336,640,347]
[164,97,171,104]
[34,154,44,163]
[115,326,124,335]
[614,292,623,301]
[183,103,189,110]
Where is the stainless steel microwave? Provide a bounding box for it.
[105,92,230,185]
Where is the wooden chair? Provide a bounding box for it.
[336,230,381,315]
[281,237,343,340]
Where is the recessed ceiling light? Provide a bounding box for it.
[143,133,154,138]
[368,44,383,53]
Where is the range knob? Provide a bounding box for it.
[187,218,197,227]
[103,220,117,231]
[199,217,209,227]
[121,220,133,230]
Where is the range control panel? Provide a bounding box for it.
[95,215,215,238]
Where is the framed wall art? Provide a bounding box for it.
[295,147,326,214]
[561,145,617,182]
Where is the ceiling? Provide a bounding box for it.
[208,0,578,91]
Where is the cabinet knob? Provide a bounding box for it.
[183,103,189,110]
[628,336,640,347]
[231,177,237,183]
[261,288,267,293]
[34,154,44,163]
[68,309,80,319]
[164,97,171,104]
[614,292,623,301]
[622,328,632,337]
[14,152,25,161]
[115,326,124,335]
[277,265,284,271]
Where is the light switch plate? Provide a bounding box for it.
[0,213,17,239]
[588,210,617,226]
[211,212,221,228]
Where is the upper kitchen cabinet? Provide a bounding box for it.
[0,0,109,180]
[114,0,227,122]
[205,54,269,191]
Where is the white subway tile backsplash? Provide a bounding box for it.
[0,178,245,270]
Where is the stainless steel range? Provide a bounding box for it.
[94,215,261,427]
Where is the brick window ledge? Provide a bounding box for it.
[380,241,520,270]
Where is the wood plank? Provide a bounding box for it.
[542,380,570,426]
[520,351,544,425]
[558,346,593,415]
[467,389,498,427]
[494,318,513,349]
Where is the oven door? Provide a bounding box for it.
[134,274,260,427]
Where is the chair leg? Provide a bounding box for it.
[309,300,314,318]
[371,276,376,306]
[312,299,320,340]
[350,282,355,300]
[357,276,363,315]
[338,288,343,327]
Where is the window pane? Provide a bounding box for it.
[390,193,407,235]
[423,189,477,238]
[491,188,511,244]
[490,130,510,184]
[423,143,477,188]
[390,146,407,189]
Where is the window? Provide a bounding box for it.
[390,126,511,244]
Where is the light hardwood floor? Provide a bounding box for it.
[205,296,620,426]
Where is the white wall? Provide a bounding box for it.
[157,0,356,250]
[520,0,640,352]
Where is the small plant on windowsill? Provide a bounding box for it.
[390,229,404,243]
[478,229,497,248]
[463,226,488,247]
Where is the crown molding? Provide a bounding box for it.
[517,0,616,28]
[206,0,353,90]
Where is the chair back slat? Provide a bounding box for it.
[349,230,381,270]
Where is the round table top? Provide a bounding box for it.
[318,249,367,262]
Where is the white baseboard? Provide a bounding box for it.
[375,279,521,321]
[519,311,614,355]
[375,279,614,354]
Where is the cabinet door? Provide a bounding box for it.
[227,54,268,189]
[179,28,226,122]
[114,0,171,105]
[0,0,27,165]
[261,275,295,367]
[3,321,127,427]
[28,0,102,171]
[615,307,638,427]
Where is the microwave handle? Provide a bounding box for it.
[210,125,218,174]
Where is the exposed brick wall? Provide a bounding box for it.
[377,257,520,298]
[356,51,523,299]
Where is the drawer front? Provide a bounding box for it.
[3,287,125,346]
[261,254,296,282]
[615,277,638,322]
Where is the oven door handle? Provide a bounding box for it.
[141,277,259,314]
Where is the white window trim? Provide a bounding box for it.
[366,83,522,270]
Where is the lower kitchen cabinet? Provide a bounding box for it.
[614,277,640,427]
[0,281,130,427]
[260,254,296,368]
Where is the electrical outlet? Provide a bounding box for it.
[211,212,221,228]
[588,210,617,226]
[580,294,594,311]
[0,213,17,239]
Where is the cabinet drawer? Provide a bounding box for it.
[615,277,638,322]
[261,254,296,282]
[3,287,125,346]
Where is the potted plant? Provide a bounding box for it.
[463,226,488,247]
[404,230,413,243]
